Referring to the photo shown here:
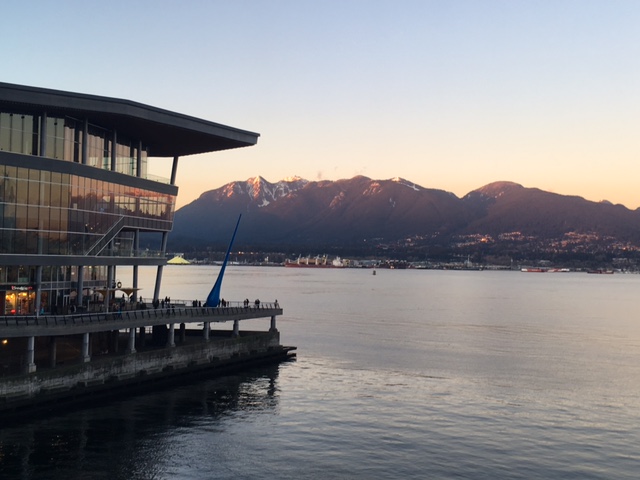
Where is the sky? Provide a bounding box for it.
[3,0,640,209]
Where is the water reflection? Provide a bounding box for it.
[0,363,284,480]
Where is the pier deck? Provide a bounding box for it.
[0,303,282,338]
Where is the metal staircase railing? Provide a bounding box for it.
[84,216,126,256]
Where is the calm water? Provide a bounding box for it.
[2,266,640,479]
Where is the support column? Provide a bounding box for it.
[106,265,114,311]
[167,323,175,347]
[39,111,48,157]
[179,323,186,343]
[77,265,84,309]
[232,320,239,337]
[133,265,139,302]
[36,215,44,315]
[170,156,179,185]
[133,240,139,304]
[203,321,210,342]
[270,315,278,332]
[81,333,90,363]
[154,232,169,302]
[127,328,136,354]
[111,130,117,171]
[49,336,57,368]
[35,265,43,316]
[26,336,36,373]
[136,140,142,177]
[139,326,146,348]
[111,330,119,353]
[82,118,89,165]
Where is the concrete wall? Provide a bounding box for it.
[0,331,286,412]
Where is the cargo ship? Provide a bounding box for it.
[284,255,344,268]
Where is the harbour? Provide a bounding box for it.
[2,266,640,478]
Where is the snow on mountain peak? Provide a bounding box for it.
[392,177,421,191]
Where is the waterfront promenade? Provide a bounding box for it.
[0,301,282,338]
[0,299,290,415]
[0,300,284,379]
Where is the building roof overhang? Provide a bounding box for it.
[0,82,259,157]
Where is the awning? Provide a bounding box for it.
[93,287,142,297]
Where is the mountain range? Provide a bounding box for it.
[167,176,640,256]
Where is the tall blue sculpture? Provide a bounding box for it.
[205,214,242,307]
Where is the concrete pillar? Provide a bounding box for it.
[106,266,114,311]
[133,231,139,299]
[154,232,169,302]
[26,336,36,373]
[139,326,146,348]
[232,320,240,337]
[81,333,90,363]
[77,265,84,308]
[203,321,210,342]
[179,323,186,343]
[270,315,277,332]
[170,156,179,185]
[111,330,119,353]
[49,336,57,368]
[35,265,43,316]
[167,324,175,347]
[153,265,163,304]
[132,264,139,304]
[127,328,136,354]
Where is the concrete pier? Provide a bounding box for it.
[0,302,293,415]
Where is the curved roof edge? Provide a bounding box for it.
[0,82,260,157]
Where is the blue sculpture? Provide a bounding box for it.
[205,214,241,307]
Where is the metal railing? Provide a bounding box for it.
[0,302,281,329]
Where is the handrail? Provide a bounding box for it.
[0,303,282,329]
[84,215,126,255]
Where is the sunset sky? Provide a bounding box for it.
[4,1,640,209]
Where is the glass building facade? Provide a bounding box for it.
[0,110,175,314]
[0,83,258,316]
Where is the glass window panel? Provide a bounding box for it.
[13,230,26,254]
[0,113,10,150]
[39,206,51,231]
[60,180,70,209]
[3,203,16,229]
[41,266,52,282]
[50,182,61,208]
[40,231,50,255]
[28,170,40,206]
[58,231,68,255]
[16,179,28,205]
[9,115,23,154]
[50,207,62,231]
[23,115,33,154]
[1,229,13,254]
[6,266,18,283]
[26,205,39,230]
[15,205,27,229]
[47,231,60,255]
[26,230,38,254]
[46,117,65,160]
